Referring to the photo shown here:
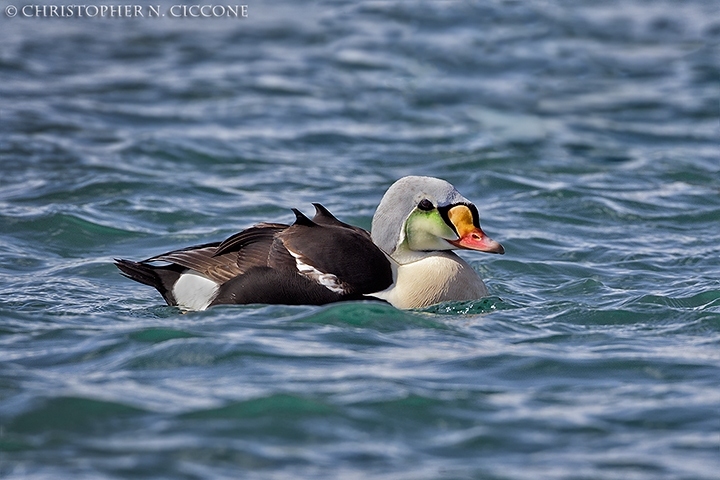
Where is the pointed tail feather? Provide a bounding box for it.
[114,258,181,306]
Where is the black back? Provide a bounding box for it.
[115,205,393,308]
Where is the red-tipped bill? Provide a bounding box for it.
[449,228,504,254]
[447,205,504,254]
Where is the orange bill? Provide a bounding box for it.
[447,205,504,254]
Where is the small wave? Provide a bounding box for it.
[182,393,335,420]
[623,290,720,312]
[129,327,203,344]
[2,211,137,254]
[8,396,146,434]
[292,301,451,331]
[420,296,516,316]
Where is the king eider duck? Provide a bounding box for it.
[115,176,504,310]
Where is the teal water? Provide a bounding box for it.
[2,1,720,478]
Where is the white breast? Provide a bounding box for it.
[372,252,488,309]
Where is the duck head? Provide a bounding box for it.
[371,176,504,262]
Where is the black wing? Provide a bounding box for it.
[279,207,392,295]
[117,207,393,306]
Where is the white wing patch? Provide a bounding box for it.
[172,271,220,311]
[289,250,348,294]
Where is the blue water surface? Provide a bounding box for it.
[1,1,720,478]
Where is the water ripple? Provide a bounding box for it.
[2,1,720,479]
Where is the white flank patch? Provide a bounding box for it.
[172,271,220,311]
[289,251,347,294]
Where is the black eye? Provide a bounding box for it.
[418,199,434,211]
